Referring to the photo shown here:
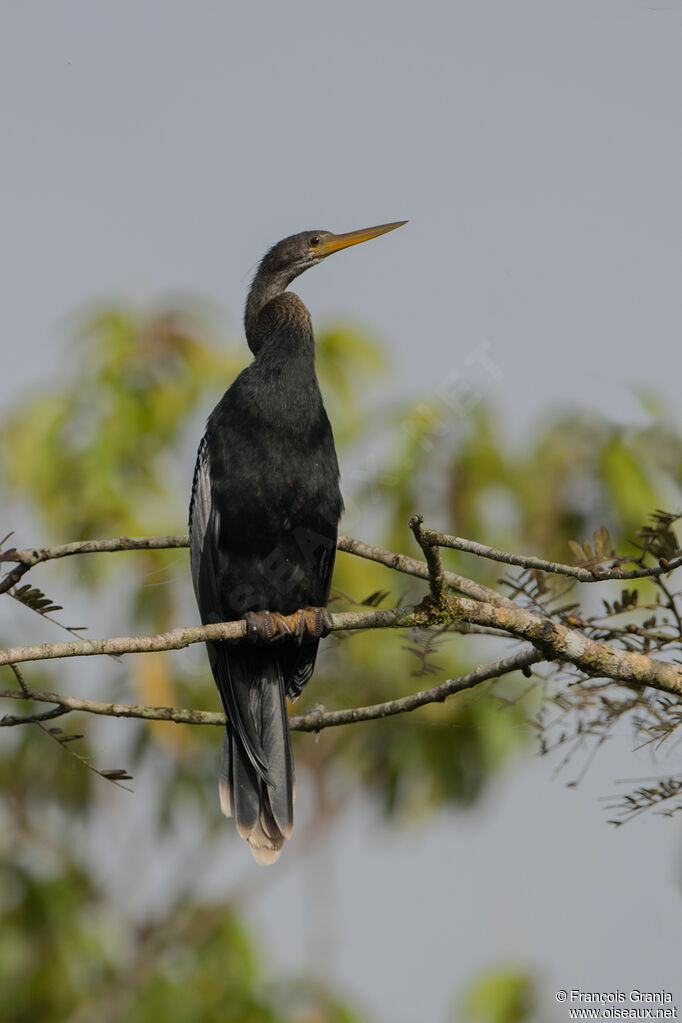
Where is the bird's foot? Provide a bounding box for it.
[287,606,334,643]
[244,611,288,644]
[244,607,333,645]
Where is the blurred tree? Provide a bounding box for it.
[0,857,364,1023]
[1,301,681,1019]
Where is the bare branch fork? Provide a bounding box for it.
[409,514,447,604]
[1,522,681,734]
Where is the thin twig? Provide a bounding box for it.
[656,575,682,638]
[339,534,515,607]
[35,721,133,791]
[0,687,225,727]
[11,663,33,697]
[290,647,543,730]
[1,533,191,568]
[0,561,31,596]
[0,704,70,726]
[6,667,133,789]
[0,534,189,597]
[420,527,682,582]
[1,664,68,725]
[8,589,92,644]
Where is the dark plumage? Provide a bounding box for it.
[190,222,405,863]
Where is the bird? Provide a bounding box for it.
[189,220,406,864]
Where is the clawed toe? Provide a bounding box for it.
[300,606,333,641]
[245,610,288,643]
[244,607,333,644]
[286,606,333,643]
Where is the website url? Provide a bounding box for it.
[568,1011,677,1020]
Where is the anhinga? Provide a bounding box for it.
[190,220,405,864]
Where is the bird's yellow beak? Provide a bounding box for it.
[314,221,407,256]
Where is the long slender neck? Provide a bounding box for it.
[244,269,286,348]
[242,260,325,431]
[242,289,321,428]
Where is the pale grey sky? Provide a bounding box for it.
[2,2,682,1020]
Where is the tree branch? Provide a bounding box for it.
[0,703,70,726]
[1,591,681,699]
[0,647,543,732]
[420,527,682,582]
[0,534,190,596]
[0,607,418,668]
[290,647,543,730]
[409,514,447,604]
[447,593,682,697]
[1,533,191,568]
[0,686,225,727]
[2,531,516,608]
[3,523,680,821]
[2,528,681,731]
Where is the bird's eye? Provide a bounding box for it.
[310,236,321,248]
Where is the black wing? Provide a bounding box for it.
[191,436,293,857]
[190,435,272,774]
[283,527,337,701]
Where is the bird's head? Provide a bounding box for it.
[245,220,406,354]
[257,221,407,290]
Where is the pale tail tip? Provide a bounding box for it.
[244,818,285,865]
[249,842,283,866]
[218,778,233,818]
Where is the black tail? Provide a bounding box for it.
[209,643,294,865]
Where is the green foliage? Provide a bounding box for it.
[0,861,111,1023]
[315,322,388,446]
[459,967,537,1023]
[0,858,363,1023]
[1,306,244,542]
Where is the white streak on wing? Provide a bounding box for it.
[219,734,233,817]
[189,435,214,601]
